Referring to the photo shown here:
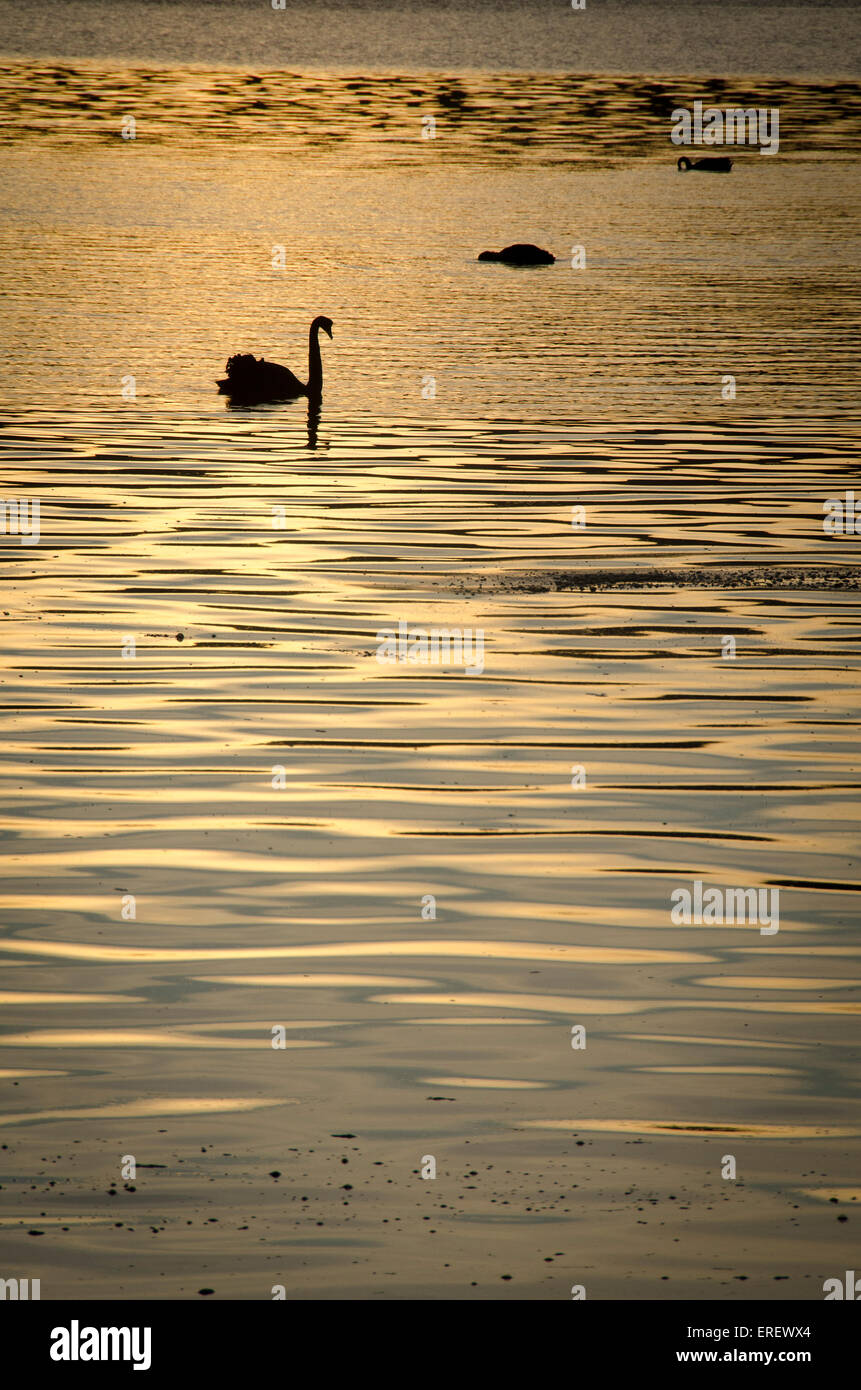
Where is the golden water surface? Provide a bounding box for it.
[0,56,859,1298]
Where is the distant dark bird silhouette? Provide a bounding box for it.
[677,156,733,172]
[477,243,555,265]
[217,316,333,401]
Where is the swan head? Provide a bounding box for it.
[313,315,334,339]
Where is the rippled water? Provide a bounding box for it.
[1,37,860,1298]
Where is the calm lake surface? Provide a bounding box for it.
[0,1,859,1298]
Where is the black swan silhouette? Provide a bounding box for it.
[477,243,555,265]
[217,315,334,400]
[677,156,732,172]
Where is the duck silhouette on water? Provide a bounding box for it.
[477,243,555,265]
[677,156,733,172]
[217,315,334,402]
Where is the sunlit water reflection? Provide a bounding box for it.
[0,54,859,1298]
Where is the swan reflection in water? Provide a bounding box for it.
[223,391,327,449]
[217,314,333,448]
[305,395,324,450]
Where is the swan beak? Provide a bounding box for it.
[324,323,333,339]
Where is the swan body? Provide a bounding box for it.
[478,243,555,265]
[217,315,333,400]
[677,156,732,172]
[219,355,304,398]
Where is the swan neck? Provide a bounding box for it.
[307,323,323,396]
